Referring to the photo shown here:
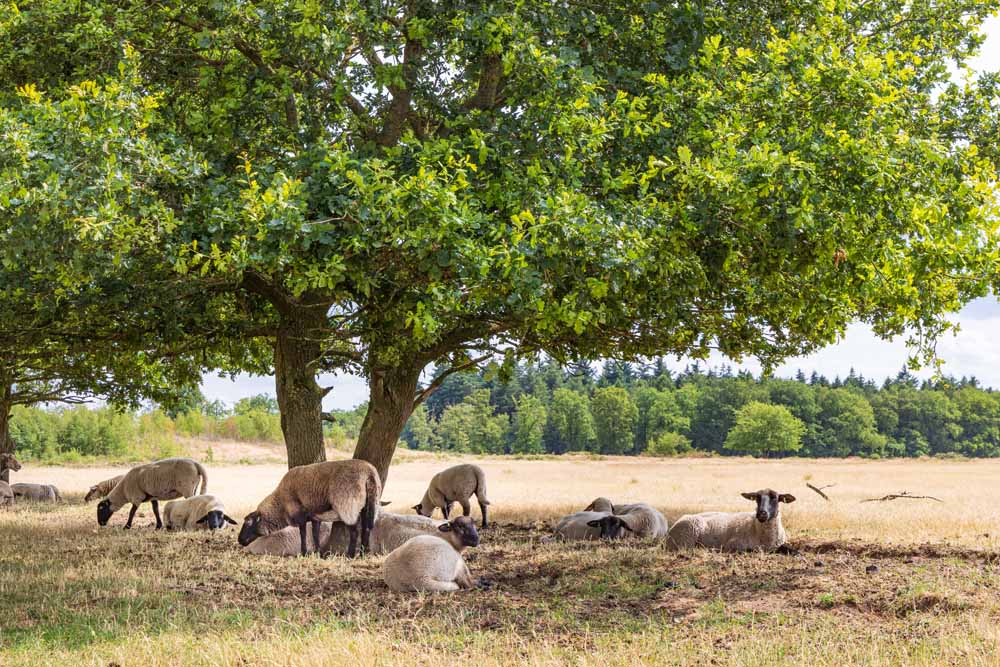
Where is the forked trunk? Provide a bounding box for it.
[353,366,421,485]
[275,321,326,469]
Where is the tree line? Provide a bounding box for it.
[396,361,1000,458]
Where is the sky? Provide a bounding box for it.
[201,16,1000,411]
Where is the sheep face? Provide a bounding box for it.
[586,515,632,540]
[0,453,21,472]
[197,510,237,530]
[84,486,101,503]
[741,489,796,523]
[238,511,272,545]
[96,499,114,526]
[439,516,480,547]
[412,502,432,517]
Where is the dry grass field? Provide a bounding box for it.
[3,453,1000,666]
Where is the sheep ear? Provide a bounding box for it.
[223,514,237,525]
[196,515,208,524]
[412,504,422,512]
[741,492,759,501]
[620,519,635,532]
[380,501,392,506]
[438,523,453,532]
[779,494,796,504]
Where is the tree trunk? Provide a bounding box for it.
[275,320,327,469]
[353,366,421,485]
[0,393,12,484]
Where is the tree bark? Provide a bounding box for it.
[353,365,421,485]
[0,390,12,483]
[274,320,327,469]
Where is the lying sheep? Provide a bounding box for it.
[413,463,490,527]
[552,511,618,540]
[11,483,61,502]
[382,516,480,592]
[84,475,124,503]
[666,489,796,552]
[163,494,236,531]
[0,480,13,507]
[324,511,445,555]
[245,522,332,557]
[237,459,381,558]
[97,457,208,529]
[582,499,669,538]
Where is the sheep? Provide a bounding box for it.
[323,510,446,555]
[11,483,61,502]
[0,480,13,507]
[552,511,620,540]
[0,451,21,482]
[382,515,480,592]
[97,457,208,529]
[666,489,796,552]
[163,494,236,531]
[237,459,381,558]
[413,463,490,527]
[84,475,125,503]
[244,522,333,557]
[582,498,669,538]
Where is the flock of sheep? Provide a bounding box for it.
[2,453,796,592]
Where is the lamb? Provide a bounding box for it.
[580,498,669,538]
[552,511,620,540]
[382,515,480,592]
[11,483,61,502]
[413,463,491,527]
[237,459,381,558]
[244,522,332,557]
[323,511,445,555]
[97,457,208,529]
[0,480,13,507]
[84,475,125,503]
[666,489,796,552]
[163,494,236,531]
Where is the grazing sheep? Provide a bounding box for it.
[0,480,13,507]
[413,463,490,527]
[666,489,796,552]
[244,522,333,557]
[382,516,480,592]
[84,475,125,503]
[97,457,208,529]
[324,511,446,555]
[163,495,236,531]
[553,511,619,541]
[237,459,381,558]
[11,483,61,502]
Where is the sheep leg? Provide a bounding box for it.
[298,522,309,557]
[150,500,163,530]
[441,501,451,520]
[310,518,324,556]
[459,498,471,517]
[478,499,489,528]
[346,523,359,559]
[124,504,140,529]
[416,579,461,592]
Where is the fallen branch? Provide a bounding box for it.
[806,482,836,501]
[861,491,943,503]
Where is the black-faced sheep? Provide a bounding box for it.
[413,464,490,527]
[666,489,796,552]
[163,494,236,530]
[97,457,208,529]
[84,475,124,503]
[382,516,480,592]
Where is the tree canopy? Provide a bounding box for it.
[1,0,999,479]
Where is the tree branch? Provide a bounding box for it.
[413,353,492,407]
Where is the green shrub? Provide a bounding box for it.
[645,432,692,457]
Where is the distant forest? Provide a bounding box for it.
[394,361,1000,458]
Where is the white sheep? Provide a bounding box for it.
[382,516,480,592]
[163,494,236,531]
[413,463,490,527]
[244,522,332,557]
[666,489,796,552]
[11,483,61,502]
[324,510,445,555]
[84,475,125,503]
[552,511,621,541]
[237,459,381,558]
[581,499,669,538]
[97,457,208,529]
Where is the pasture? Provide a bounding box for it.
[3,454,1000,666]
